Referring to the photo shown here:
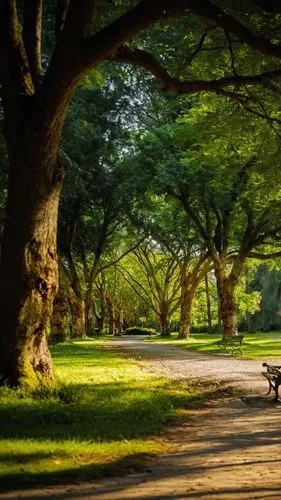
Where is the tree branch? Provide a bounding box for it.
[0,0,34,157]
[111,46,281,95]
[187,0,281,59]
[184,28,214,66]
[248,251,281,260]
[55,0,70,39]
[23,0,42,86]
[61,0,98,40]
[98,238,145,274]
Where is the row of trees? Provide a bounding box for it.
[2,0,281,387]
[47,76,281,342]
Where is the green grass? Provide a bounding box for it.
[147,331,281,359]
[0,340,204,491]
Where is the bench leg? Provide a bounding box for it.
[274,382,280,402]
[265,380,272,395]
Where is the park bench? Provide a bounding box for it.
[261,362,281,402]
[216,334,243,355]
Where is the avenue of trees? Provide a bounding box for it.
[2,0,281,387]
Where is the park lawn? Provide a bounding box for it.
[147,332,281,359]
[0,339,203,491]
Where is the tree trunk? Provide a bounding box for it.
[69,297,86,338]
[178,288,195,340]
[219,285,237,338]
[178,268,196,340]
[116,308,124,335]
[158,308,171,336]
[205,275,213,333]
[216,268,237,338]
[214,257,246,339]
[98,290,107,335]
[85,297,96,335]
[0,149,64,387]
[50,288,70,343]
[108,302,115,336]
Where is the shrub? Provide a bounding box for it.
[125,326,157,336]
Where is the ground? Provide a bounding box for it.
[1,336,281,499]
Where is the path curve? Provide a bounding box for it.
[1,336,281,500]
[108,335,281,395]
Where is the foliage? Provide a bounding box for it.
[125,326,157,335]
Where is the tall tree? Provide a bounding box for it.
[121,244,181,335]
[2,0,281,386]
[131,194,211,339]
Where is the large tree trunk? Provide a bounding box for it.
[215,264,237,338]
[0,146,64,387]
[219,284,237,338]
[158,307,171,336]
[85,296,96,336]
[50,287,70,343]
[178,288,195,340]
[214,257,246,339]
[177,268,196,340]
[69,297,86,338]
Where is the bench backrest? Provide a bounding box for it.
[262,363,281,377]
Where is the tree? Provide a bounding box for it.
[131,96,281,338]
[120,244,181,335]
[2,0,281,386]
[163,121,281,338]
[58,79,139,336]
[130,193,212,339]
[0,0,174,385]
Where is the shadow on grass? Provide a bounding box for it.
[0,341,210,491]
[0,381,205,492]
[0,451,152,492]
[0,380,201,441]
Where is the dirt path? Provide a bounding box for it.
[1,336,281,499]
[107,335,276,395]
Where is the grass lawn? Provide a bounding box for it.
[0,339,204,491]
[147,332,281,359]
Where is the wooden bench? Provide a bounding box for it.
[261,362,281,402]
[216,335,243,355]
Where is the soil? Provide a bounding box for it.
[1,335,281,499]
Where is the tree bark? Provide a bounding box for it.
[158,308,171,336]
[178,287,195,340]
[60,269,86,338]
[205,274,213,333]
[116,307,124,335]
[215,265,237,338]
[85,296,96,335]
[0,143,64,387]
[69,297,86,338]
[108,302,115,336]
[97,282,107,334]
[50,288,70,343]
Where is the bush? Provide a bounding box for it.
[125,326,157,336]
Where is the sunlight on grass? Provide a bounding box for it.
[0,340,202,490]
[147,332,281,359]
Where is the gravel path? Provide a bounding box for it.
[108,335,280,395]
[1,336,281,500]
